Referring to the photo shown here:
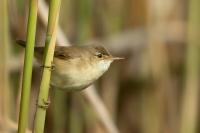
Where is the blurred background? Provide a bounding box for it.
[0,0,200,133]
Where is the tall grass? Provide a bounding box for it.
[0,0,10,132]
[17,0,38,133]
[33,0,61,132]
[180,0,200,132]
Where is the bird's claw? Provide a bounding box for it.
[36,99,51,109]
[40,64,55,71]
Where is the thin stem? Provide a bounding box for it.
[180,0,200,132]
[33,0,61,132]
[17,0,38,133]
[0,0,10,131]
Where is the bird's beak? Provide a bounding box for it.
[112,57,125,60]
[105,55,124,61]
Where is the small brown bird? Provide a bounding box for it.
[17,40,123,91]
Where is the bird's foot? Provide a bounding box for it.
[40,63,55,71]
[36,99,51,109]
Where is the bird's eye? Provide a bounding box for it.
[97,53,103,58]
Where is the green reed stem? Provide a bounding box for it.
[0,0,11,132]
[180,0,200,133]
[17,0,38,133]
[33,0,61,132]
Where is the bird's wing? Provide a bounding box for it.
[17,40,81,60]
[35,46,81,60]
[54,47,73,60]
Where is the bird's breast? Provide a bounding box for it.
[50,58,108,90]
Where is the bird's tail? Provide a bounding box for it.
[16,40,26,47]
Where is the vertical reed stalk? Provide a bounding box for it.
[0,0,10,131]
[33,0,61,132]
[18,0,38,133]
[180,0,200,132]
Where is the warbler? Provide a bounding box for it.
[17,40,123,91]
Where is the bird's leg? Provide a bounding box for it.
[36,85,53,109]
[43,98,51,108]
[36,99,50,109]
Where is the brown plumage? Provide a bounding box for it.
[17,40,122,91]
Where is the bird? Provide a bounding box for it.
[17,40,123,91]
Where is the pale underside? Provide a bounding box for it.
[50,57,112,91]
[17,40,113,91]
[34,45,113,91]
